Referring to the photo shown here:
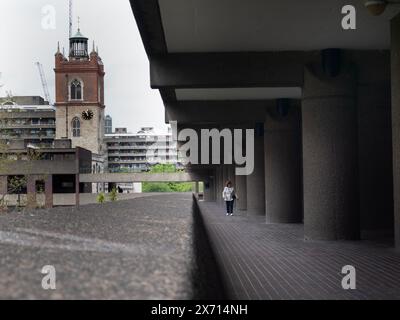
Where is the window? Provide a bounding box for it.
[70,79,83,100]
[72,117,80,137]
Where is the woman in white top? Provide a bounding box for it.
[222,180,238,216]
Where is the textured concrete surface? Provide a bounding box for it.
[264,103,302,223]
[0,194,198,299]
[197,200,400,300]
[302,65,359,240]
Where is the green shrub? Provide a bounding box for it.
[109,188,118,202]
[97,192,106,204]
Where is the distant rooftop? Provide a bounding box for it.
[0,104,55,112]
[0,96,49,106]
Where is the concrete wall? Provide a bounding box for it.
[1,193,176,207]
[1,160,76,175]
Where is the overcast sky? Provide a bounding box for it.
[0,0,169,133]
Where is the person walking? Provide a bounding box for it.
[222,180,238,216]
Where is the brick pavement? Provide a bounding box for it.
[197,200,400,300]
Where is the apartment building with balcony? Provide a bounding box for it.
[0,96,56,148]
[105,127,179,173]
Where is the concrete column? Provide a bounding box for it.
[218,166,224,205]
[302,65,359,240]
[211,175,216,201]
[0,176,7,195]
[44,175,53,209]
[214,168,218,203]
[223,165,230,185]
[203,178,211,201]
[391,14,400,249]
[215,167,220,204]
[27,175,37,209]
[207,172,216,202]
[357,52,393,239]
[220,165,228,205]
[194,181,199,194]
[235,174,247,210]
[265,104,303,223]
[213,168,218,202]
[246,131,266,215]
[228,165,236,186]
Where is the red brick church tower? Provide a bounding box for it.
[54,27,105,158]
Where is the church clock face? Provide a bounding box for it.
[82,109,94,120]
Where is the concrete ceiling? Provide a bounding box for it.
[175,87,303,101]
[159,0,400,52]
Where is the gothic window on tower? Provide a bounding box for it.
[70,79,83,100]
[72,117,81,137]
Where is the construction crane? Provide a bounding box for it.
[69,0,73,38]
[35,62,52,105]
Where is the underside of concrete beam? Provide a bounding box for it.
[150,52,307,89]
[165,100,272,124]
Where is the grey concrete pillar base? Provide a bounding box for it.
[302,65,360,241]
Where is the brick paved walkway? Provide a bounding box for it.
[197,200,400,300]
